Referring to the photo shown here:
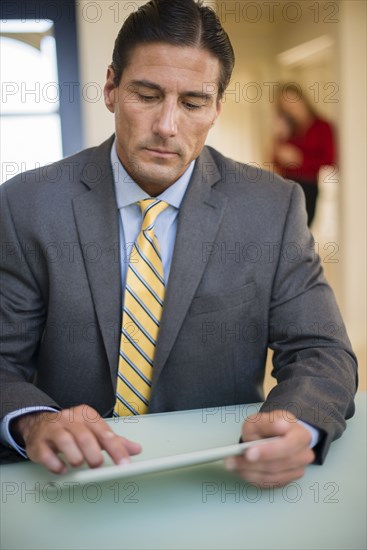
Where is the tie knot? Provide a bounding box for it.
[138,199,169,231]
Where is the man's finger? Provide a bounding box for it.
[243,413,296,441]
[97,431,137,465]
[226,446,314,473]
[120,436,142,456]
[50,428,86,467]
[27,441,68,474]
[244,427,312,463]
[91,423,142,465]
[71,427,105,468]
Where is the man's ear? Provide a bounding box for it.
[104,65,117,113]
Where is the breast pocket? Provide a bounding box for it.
[189,281,257,316]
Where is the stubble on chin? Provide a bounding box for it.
[132,154,186,187]
[135,164,184,190]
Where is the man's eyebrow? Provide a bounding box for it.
[129,79,215,101]
[129,79,162,91]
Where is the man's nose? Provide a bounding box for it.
[153,100,178,138]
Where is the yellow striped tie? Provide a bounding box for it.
[114,199,169,416]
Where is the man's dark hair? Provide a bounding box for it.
[111,0,235,99]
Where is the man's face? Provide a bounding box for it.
[104,43,222,195]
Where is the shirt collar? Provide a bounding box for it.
[111,139,195,210]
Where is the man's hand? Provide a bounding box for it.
[224,410,315,487]
[11,405,142,474]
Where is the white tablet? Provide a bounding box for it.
[59,437,280,485]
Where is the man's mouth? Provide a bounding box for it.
[145,148,179,158]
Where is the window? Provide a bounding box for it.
[0,1,82,184]
[1,21,63,182]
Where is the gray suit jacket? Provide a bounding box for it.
[0,136,357,463]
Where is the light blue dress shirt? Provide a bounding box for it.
[0,140,319,454]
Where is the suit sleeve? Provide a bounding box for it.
[262,183,358,463]
[0,185,61,423]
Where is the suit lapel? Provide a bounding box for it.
[152,147,228,387]
[72,137,121,380]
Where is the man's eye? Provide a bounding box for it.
[138,93,157,102]
[184,102,201,110]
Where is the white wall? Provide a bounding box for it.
[338,0,366,374]
[76,1,146,147]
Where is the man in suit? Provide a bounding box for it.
[0,0,357,486]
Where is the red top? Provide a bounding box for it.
[277,118,335,184]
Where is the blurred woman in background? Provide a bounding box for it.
[273,83,336,226]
